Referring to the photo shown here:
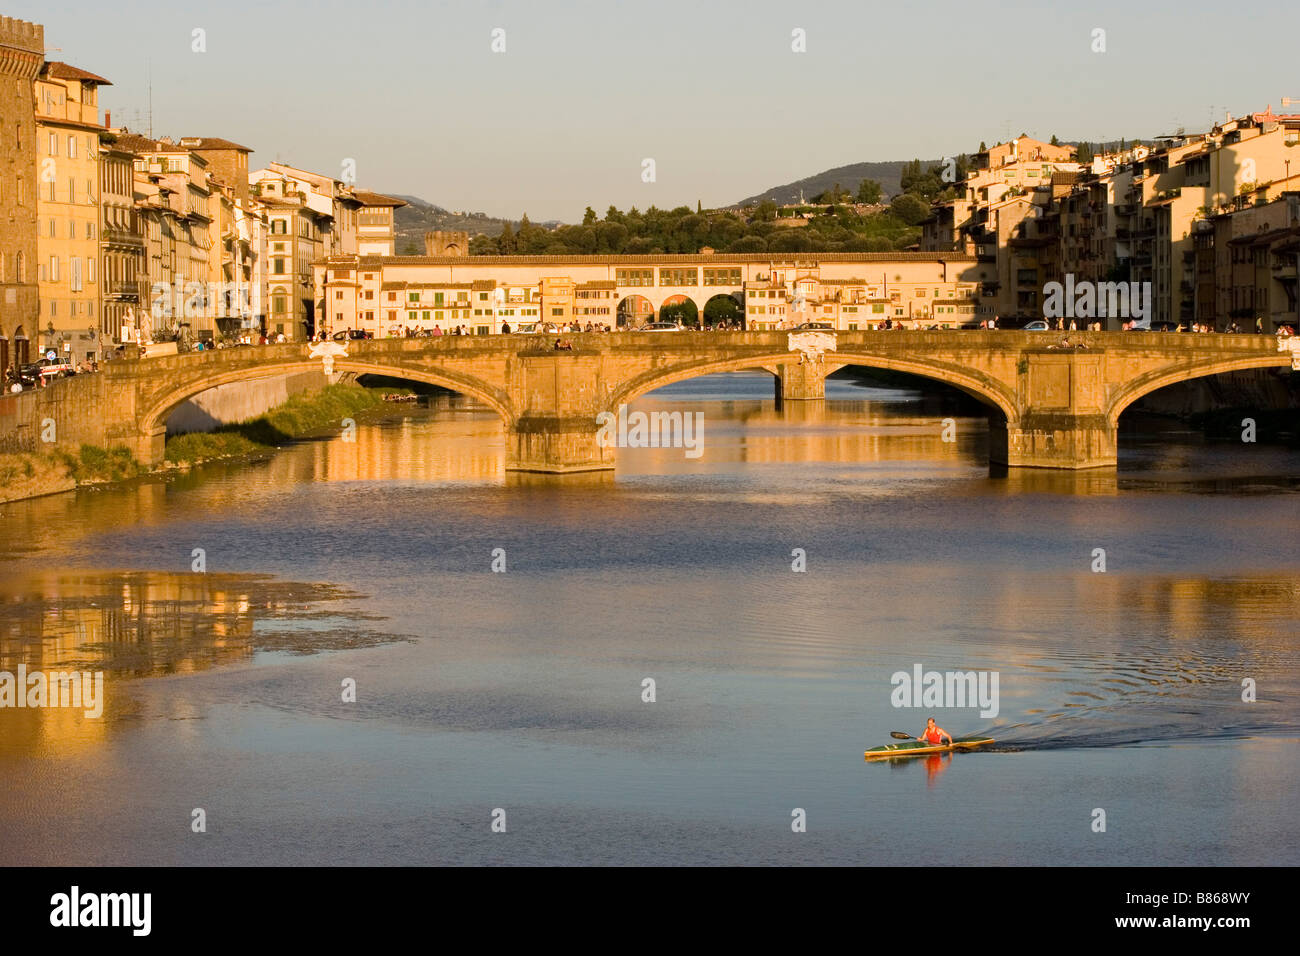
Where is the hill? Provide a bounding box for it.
[733,160,941,207]
[391,196,514,254]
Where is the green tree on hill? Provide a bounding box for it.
[890,193,931,226]
[855,179,882,204]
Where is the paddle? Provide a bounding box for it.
[890,731,916,740]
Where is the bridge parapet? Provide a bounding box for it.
[3,332,1287,474]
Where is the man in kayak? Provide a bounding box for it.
[920,717,953,747]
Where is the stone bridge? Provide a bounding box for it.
[2,331,1293,473]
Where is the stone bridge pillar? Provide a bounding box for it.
[507,350,614,473]
[773,360,829,403]
[994,350,1117,469]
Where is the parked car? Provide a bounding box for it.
[793,322,834,331]
[641,321,683,332]
[331,329,369,341]
[36,357,76,380]
[10,364,41,389]
[1022,320,1050,331]
[514,323,539,334]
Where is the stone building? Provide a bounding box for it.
[0,15,43,377]
[35,60,111,360]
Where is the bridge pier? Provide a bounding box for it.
[993,350,1117,470]
[506,350,614,473]
[992,414,1117,469]
[773,360,828,403]
[507,416,613,473]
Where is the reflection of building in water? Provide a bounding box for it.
[622,385,984,472]
[0,572,258,676]
[0,571,258,757]
[267,404,505,484]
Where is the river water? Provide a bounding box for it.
[1,372,1297,865]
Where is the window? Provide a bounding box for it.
[552,308,563,316]
[88,258,95,283]
[703,268,742,286]
[274,258,286,274]
[659,268,698,287]
[616,268,654,287]
[479,292,489,300]
[50,256,60,282]
[434,293,444,305]
[335,291,343,299]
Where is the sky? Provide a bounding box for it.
[15,0,1300,222]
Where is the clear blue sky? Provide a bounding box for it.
[17,0,1300,221]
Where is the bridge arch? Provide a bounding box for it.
[658,294,699,326]
[616,295,655,328]
[138,357,514,440]
[607,350,1019,422]
[702,293,744,327]
[1106,353,1294,425]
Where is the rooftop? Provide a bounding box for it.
[42,60,111,85]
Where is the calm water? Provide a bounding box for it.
[1,372,1297,865]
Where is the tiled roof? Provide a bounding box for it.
[42,61,111,84]
[339,252,979,267]
[354,190,407,208]
[180,136,252,152]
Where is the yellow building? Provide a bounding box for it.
[35,61,109,360]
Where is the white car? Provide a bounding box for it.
[1022,320,1050,331]
[641,321,684,332]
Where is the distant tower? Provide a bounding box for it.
[424,230,470,256]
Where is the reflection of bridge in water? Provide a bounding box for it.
[6,331,1293,474]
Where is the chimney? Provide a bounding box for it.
[105,110,111,128]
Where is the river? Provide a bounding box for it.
[1,371,1297,865]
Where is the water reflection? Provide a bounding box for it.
[0,570,405,757]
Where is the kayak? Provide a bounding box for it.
[864,735,994,760]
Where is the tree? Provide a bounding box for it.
[727,235,767,253]
[1050,134,1060,146]
[583,206,597,225]
[497,222,515,254]
[889,193,931,226]
[1075,142,1094,163]
[703,295,741,326]
[856,179,882,204]
[979,141,988,152]
[659,299,699,326]
[754,200,778,222]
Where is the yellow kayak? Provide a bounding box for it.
[864,736,995,760]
